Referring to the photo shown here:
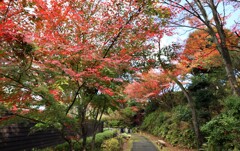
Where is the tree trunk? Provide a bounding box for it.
[79,108,87,151]
[90,101,106,151]
[208,29,240,96]
[196,0,240,96]
[81,125,87,151]
[65,139,74,151]
[157,46,203,148]
[158,55,203,148]
[220,46,240,96]
[69,141,74,151]
[60,127,74,151]
[170,75,203,148]
[208,28,240,96]
[207,0,240,96]
[91,131,97,151]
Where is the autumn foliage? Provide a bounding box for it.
[182,29,240,71]
[124,70,171,101]
[0,3,175,142]
[0,0,168,110]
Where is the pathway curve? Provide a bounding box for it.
[131,134,158,151]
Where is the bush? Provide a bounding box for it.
[201,96,240,150]
[144,101,159,114]
[222,95,240,117]
[101,138,121,151]
[141,111,168,131]
[54,130,117,151]
[140,106,196,148]
[201,115,240,150]
[172,105,191,122]
[106,120,120,128]
[94,130,117,148]
[54,142,71,151]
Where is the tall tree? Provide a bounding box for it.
[161,0,240,96]
[125,41,204,148]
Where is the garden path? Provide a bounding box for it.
[131,134,158,151]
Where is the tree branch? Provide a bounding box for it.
[65,82,86,115]
[103,3,144,58]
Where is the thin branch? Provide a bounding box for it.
[14,113,47,124]
[162,0,211,31]
[103,4,144,58]
[24,54,34,71]
[65,82,86,115]
[235,31,240,38]
[0,73,25,87]
[1,0,12,22]
[179,28,197,36]
[166,21,207,31]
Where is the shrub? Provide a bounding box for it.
[141,111,168,131]
[140,106,196,148]
[54,142,73,151]
[144,101,159,114]
[54,130,117,151]
[107,120,120,128]
[171,105,191,122]
[201,96,240,150]
[101,138,120,151]
[222,95,240,117]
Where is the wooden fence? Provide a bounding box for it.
[0,120,103,151]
